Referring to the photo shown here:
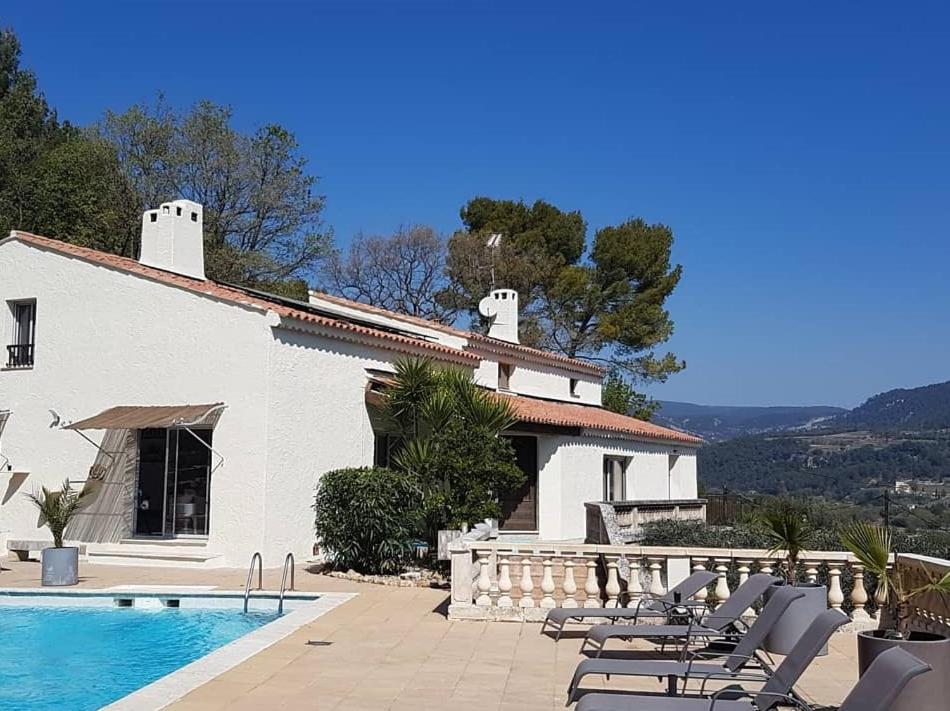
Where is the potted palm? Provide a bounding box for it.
[757,499,828,655]
[842,521,950,711]
[26,480,90,586]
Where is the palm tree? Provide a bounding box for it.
[26,480,90,548]
[373,357,516,470]
[756,498,818,583]
[841,521,950,637]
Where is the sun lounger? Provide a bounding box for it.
[581,573,780,657]
[574,608,850,710]
[567,585,805,702]
[574,643,928,711]
[542,570,718,641]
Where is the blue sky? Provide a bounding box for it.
[6,1,949,407]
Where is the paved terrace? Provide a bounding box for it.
[0,560,855,710]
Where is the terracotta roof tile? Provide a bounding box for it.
[504,393,703,445]
[310,290,604,375]
[7,231,479,364]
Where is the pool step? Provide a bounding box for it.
[84,542,225,568]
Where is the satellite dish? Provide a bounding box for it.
[478,295,498,319]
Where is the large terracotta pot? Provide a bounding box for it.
[857,629,950,711]
[762,582,828,655]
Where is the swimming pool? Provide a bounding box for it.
[0,589,354,711]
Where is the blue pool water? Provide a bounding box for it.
[0,603,279,710]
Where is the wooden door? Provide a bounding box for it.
[500,435,538,531]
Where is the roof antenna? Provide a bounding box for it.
[485,233,502,289]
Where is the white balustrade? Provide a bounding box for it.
[691,559,709,603]
[562,558,578,608]
[714,560,731,608]
[475,550,492,606]
[648,559,665,597]
[628,558,643,601]
[519,556,535,608]
[827,562,844,610]
[448,541,906,627]
[605,559,621,608]
[584,558,600,608]
[736,560,755,617]
[850,564,871,622]
[540,557,556,609]
[497,557,513,607]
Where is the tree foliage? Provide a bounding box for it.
[372,358,524,531]
[313,467,422,574]
[443,197,684,415]
[0,28,135,243]
[97,97,332,292]
[0,29,329,299]
[322,225,456,323]
[602,370,659,419]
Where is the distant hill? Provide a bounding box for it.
[832,380,950,430]
[695,379,950,498]
[655,401,845,441]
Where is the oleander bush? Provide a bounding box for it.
[313,467,423,574]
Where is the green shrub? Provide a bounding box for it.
[313,467,422,574]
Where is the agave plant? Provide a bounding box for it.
[755,498,818,583]
[25,479,90,548]
[841,521,950,637]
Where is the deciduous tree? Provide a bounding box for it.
[97,98,332,294]
[322,225,456,323]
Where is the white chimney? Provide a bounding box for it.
[139,200,205,280]
[478,288,519,343]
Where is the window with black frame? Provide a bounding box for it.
[6,300,36,368]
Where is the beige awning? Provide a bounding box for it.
[65,403,225,431]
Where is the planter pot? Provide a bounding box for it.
[858,629,950,711]
[41,546,79,586]
[763,582,828,655]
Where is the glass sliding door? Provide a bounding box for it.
[169,429,211,536]
[135,428,212,537]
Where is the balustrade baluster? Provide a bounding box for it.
[648,559,665,597]
[605,559,621,608]
[850,564,871,622]
[584,558,600,608]
[519,555,535,608]
[714,560,731,608]
[805,563,819,584]
[827,562,844,610]
[475,550,492,607]
[691,559,709,604]
[562,558,578,608]
[540,557,556,609]
[736,560,755,617]
[758,560,775,577]
[497,557,513,607]
[627,558,643,605]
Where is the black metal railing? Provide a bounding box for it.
[5,343,34,368]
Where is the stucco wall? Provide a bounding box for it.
[261,326,471,563]
[473,356,601,405]
[0,241,272,565]
[533,433,699,541]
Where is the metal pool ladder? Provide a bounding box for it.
[278,552,295,615]
[243,551,263,613]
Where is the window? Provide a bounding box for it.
[6,300,36,368]
[498,363,513,390]
[570,378,579,397]
[603,456,628,501]
[373,433,403,468]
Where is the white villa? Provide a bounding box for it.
[0,200,700,567]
